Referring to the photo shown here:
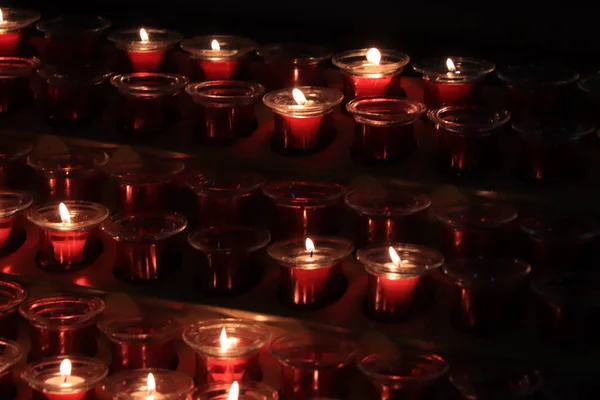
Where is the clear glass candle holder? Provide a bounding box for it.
[182,318,270,385]
[346,97,425,166]
[37,14,111,65]
[263,86,343,156]
[0,56,39,115]
[186,170,265,228]
[109,28,183,73]
[578,71,600,134]
[26,201,109,272]
[111,72,188,137]
[189,381,278,400]
[97,316,182,371]
[427,105,511,174]
[0,279,26,339]
[181,35,256,81]
[102,368,194,400]
[0,189,33,255]
[270,334,356,400]
[19,295,105,360]
[101,212,187,282]
[186,80,264,144]
[27,149,109,202]
[189,226,271,295]
[268,236,353,308]
[432,200,518,260]
[0,339,22,399]
[413,57,495,108]
[450,365,543,400]
[357,244,444,321]
[263,181,346,239]
[22,356,108,400]
[0,137,32,188]
[443,258,532,335]
[0,8,40,55]
[358,351,449,399]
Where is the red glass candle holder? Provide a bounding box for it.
[257,43,332,90]
[100,212,187,282]
[26,201,109,272]
[102,368,194,400]
[427,105,511,174]
[182,318,270,384]
[0,137,32,188]
[443,258,532,335]
[19,295,105,360]
[432,200,518,260]
[109,28,183,73]
[0,279,26,339]
[181,35,256,81]
[0,8,40,55]
[186,170,265,228]
[346,97,426,166]
[188,226,271,295]
[97,316,182,371]
[0,189,33,255]
[413,57,495,108]
[189,381,278,400]
[36,14,111,65]
[358,351,449,400]
[263,181,346,238]
[514,120,595,183]
[263,86,343,156]
[22,356,108,400]
[186,80,264,144]
[0,56,39,115]
[270,334,356,400]
[111,72,188,137]
[37,65,112,126]
[0,339,22,399]
[268,236,353,308]
[450,365,543,400]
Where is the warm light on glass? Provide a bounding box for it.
[139,28,149,43]
[366,48,381,65]
[292,88,307,106]
[60,358,72,379]
[446,58,456,72]
[388,246,401,266]
[211,39,220,51]
[219,327,238,351]
[59,203,72,224]
[147,373,156,395]
[228,381,239,400]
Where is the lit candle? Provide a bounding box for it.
[228,381,239,400]
[102,369,194,400]
[0,7,40,55]
[189,380,279,400]
[128,373,164,400]
[42,359,88,400]
[52,202,88,263]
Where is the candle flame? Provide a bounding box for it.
[59,203,71,224]
[366,48,381,65]
[292,88,307,106]
[389,247,401,266]
[59,359,72,378]
[147,373,156,395]
[0,9,3,23]
[305,238,315,252]
[446,58,456,72]
[211,39,220,51]
[139,28,149,43]
[220,327,234,350]
[228,381,239,400]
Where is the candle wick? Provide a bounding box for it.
[62,375,67,384]
[310,250,313,258]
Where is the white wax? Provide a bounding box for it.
[128,390,164,399]
[44,374,86,389]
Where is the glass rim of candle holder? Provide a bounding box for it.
[27,148,110,177]
[520,213,600,243]
[111,72,189,98]
[431,200,518,231]
[257,42,332,65]
[0,278,27,314]
[263,86,343,117]
[188,225,271,254]
[427,105,511,136]
[531,271,600,308]
[26,200,110,232]
[0,137,33,162]
[22,355,108,393]
[346,188,431,218]
[0,8,41,30]
[0,56,41,78]
[103,158,185,184]
[578,71,600,93]
[108,27,184,51]
[100,211,188,242]
[37,14,112,35]
[332,48,410,76]
[512,120,596,144]
[181,35,257,60]
[0,189,34,219]
[182,318,271,358]
[358,351,449,386]
[269,333,357,369]
[185,169,266,197]
[97,315,182,343]
[443,257,531,288]
[346,97,426,126]
[496,64,580,88]
[102,368,194,399]
[186,80,265,107]
[268,236,354,269]
[19,294,105,329]
[449,365,543,399]
[262,181,347,206]
[38,64,113,87]
[0,338,23,375]
[357,243,444,277]
[413,57,495,83]
[190,381,279,400]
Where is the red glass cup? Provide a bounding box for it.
[22,356,108,400]
[432,200,518,260]
[257,43,332,90]
[268,236,353,308]
[182,318,270,385]
[26,201,109,272]
[358,351,449,400]
[109,28,183,73]
[189,226,271,295]
[181,35,256,81]
[111,72,188,137]
[36,14,111,65]
[0,8,40,55]
[102,368,194,400]
[101,212,187,282]
[0,339,22,399]
[449,365,543,400]
[0,56,39,115]
[97,316,182,371]
[189,381,278,400]
[263,181,346,239]
[263,86,343,156]
[19,295,105,360]
[186,80,264,144]
[413,57,495,108]
[0,137,32,189]
[345,188,431,247]
[186,170,265,228]
[270,334,356,400]
[0,190,33,255]
[27,149,109,202]
[427,105,511,174]
[0,279,26,339]
[443,258,532,335]
[346,97,426,166]
[578,71,600,135]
